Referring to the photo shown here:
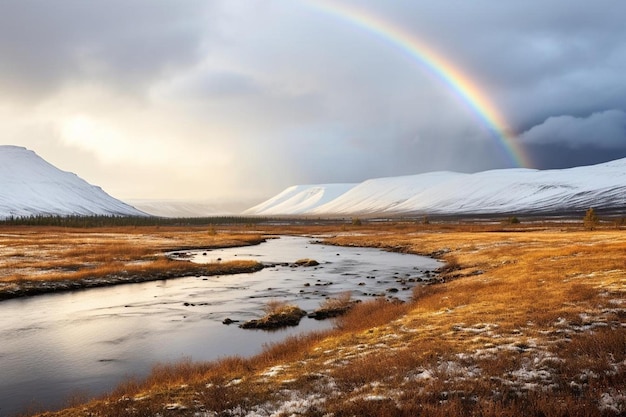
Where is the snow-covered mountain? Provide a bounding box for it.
[0,145,146,219]
[244,158,626,216]
[243,183,357,216]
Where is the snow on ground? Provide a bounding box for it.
[122,303,624,415]
[241,306,623,415]
[245,158,626,216]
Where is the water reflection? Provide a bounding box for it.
[0,236,439,415]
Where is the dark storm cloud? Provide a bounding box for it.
[520,111,626,149]
[330,0,626,170]
[525,144,626,170]
[0,0,211,99]
[519,110,626,168]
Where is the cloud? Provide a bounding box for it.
[0,0,212,100]
[160,70,262,101]
[2,0,626,204]
[519,110,626,149]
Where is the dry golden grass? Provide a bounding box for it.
[262,299,291,315]
[325,228,625,330]
[15,222,626,416]
[0,225,265,298]
[319,291,352,310]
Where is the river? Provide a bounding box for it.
[0,236,440,416]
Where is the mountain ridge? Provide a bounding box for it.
[244,158,626,217]
[0,145,146,219]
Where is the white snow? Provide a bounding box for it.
[242,183,357,215]
[244,158,626,216]
[0,145,146,219]
[312,171,461,215]
[262,365,287,378]
[599,391,626,414]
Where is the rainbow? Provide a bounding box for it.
[305,1,532,168]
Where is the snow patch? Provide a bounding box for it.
[262,365,287,378]
[599,390,626,414]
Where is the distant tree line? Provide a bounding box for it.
[0,214,276,228]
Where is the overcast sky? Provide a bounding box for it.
[2,0,625,207]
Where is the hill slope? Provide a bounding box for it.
[245,159,626,216]
[243,183,357,216]
[0,145,146,219]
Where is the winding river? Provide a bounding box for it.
[0,236,440,415]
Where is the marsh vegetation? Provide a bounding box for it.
[2,220,624,416]
[0,227,265,299]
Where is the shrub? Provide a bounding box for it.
[262,299,289,315]
[319,291,353,311]
[504,216,520,224]
[583,207,599,230]
[308,292,356,319]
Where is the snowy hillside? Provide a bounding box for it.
[0,146,146,219]
[310,172,464,215]
[242,183,357,215]
[245,159,626,216]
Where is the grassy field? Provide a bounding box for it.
[0,226,266,299]
[5,221,625,416]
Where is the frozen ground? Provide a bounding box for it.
[123,304,625,416]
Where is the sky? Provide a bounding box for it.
[1,0,625,209]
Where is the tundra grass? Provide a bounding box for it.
[11,223,626,416]
[0,226,265,299]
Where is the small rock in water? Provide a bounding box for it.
[240,306,307,330]
[294,258,319,267]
